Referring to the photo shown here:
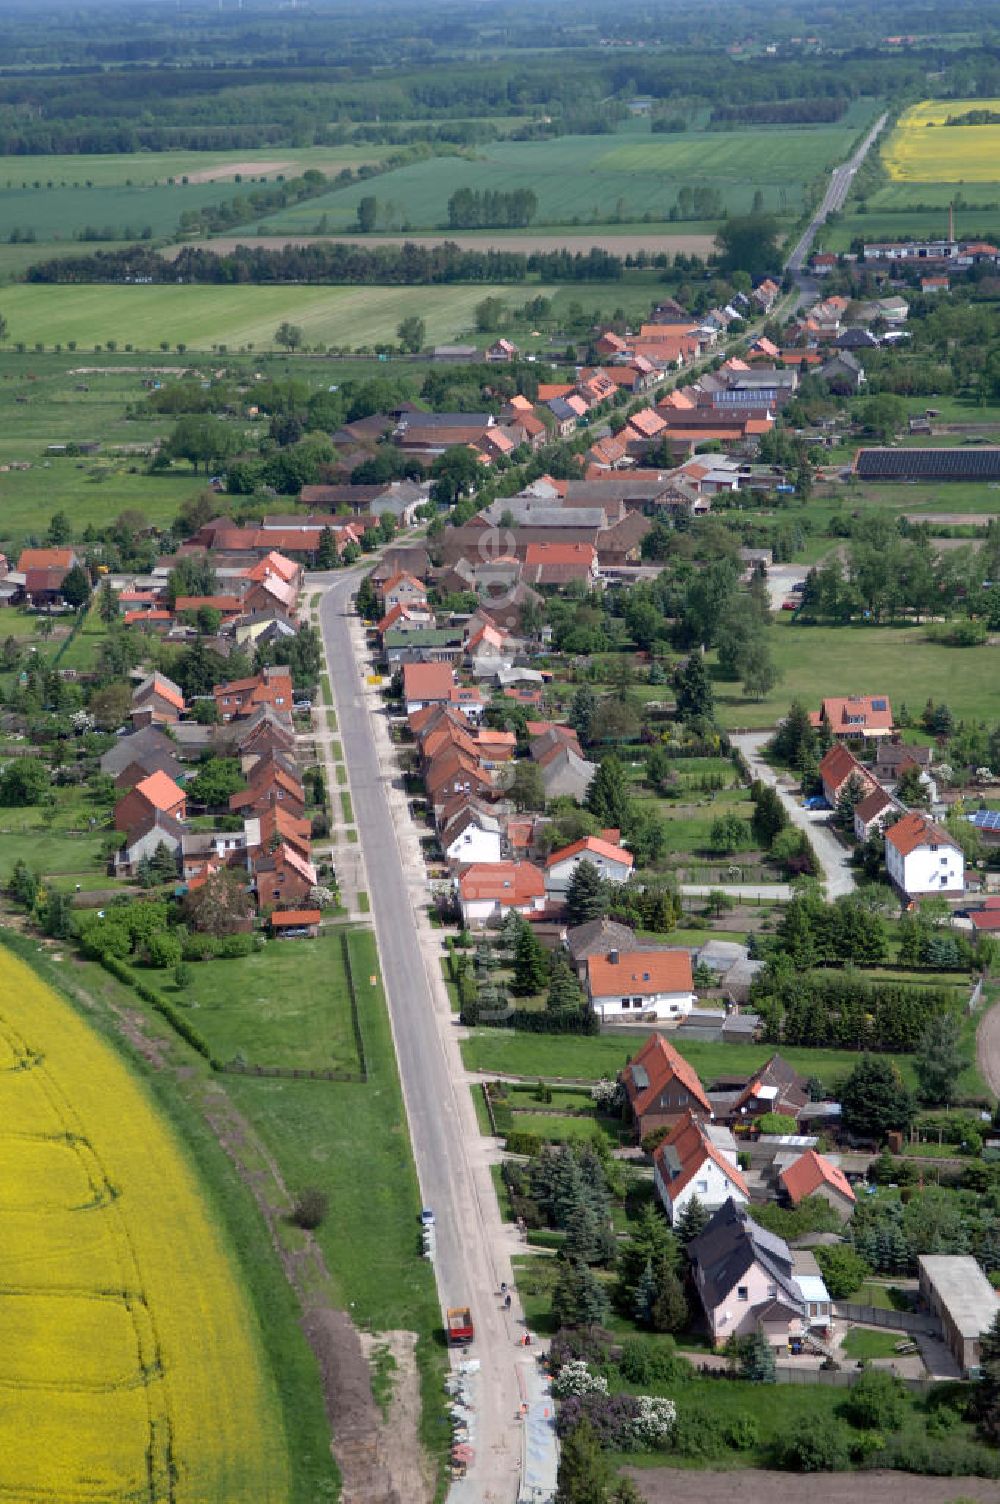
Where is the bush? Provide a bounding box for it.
[506,1131,543,1157]
[778,1417,852,1472]
[144,930,182,970]
[842,1366,907,1431]
[722,1413,760,1451]
[551,1360,609,1399]
[291,1187,329,1230]
[814,1244,870,1300]
[617,1336,691,1387]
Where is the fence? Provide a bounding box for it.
[339,930,371,1083]
[833,1302,939,1336]
[968,977,985,1015]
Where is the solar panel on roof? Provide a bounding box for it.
[972,810,1000,831]
[872,698,887,711]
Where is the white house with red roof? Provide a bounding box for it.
[544,834,634,896]
[653,1111,749,1224]
[810,694,894,742]
[586,947,695,1022]
[457,861,546,925]
[885,812,965,898]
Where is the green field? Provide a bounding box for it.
[0,146,387,191]
[254,125,860,233]
[182,934,363,1073]
[709,617,1000,730]
[0,281,575,352]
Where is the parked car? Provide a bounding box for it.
[803,795,829,810]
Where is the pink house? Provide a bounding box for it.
[687,1199,831,1350]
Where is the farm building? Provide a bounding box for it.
[918,1255,999,1376]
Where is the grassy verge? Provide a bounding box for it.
[340,791,354,823]
[357,891,370,914]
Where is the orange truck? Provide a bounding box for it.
[446,1307,474,1345]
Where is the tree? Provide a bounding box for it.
[512,916,548,996]
[915,1010,963,1105]
[430,444,480,506]
[896,763,930,808]
[813,1244,869,1300]
[47,510,72,545]
[675,1195,709,1245]
[165,415,236,473]
[727,1326,777,1382]
[97,578,119,625]
[356,195,377,233]
[570,685,598,744]
[709,812,751,853]
[88,681,132,730]
[508,759,545,812]
[548,953,586,1013]
[840,1055,915,1142]
[860,393,907,442]
[38,888,73,939]
[714,213,782,280]
[565,860,608,927]
[182,867,255,935]
[836,771,868,832]
[8,859,39,911]
[274,321,303,352]
[650,1267,689,1334]
[673,653,714,724]
[551,1258,610,1328]
[616,1203,680,1312]
[0,759,50,807]
[397,315,426,353]
[556,1417,610,1504]
[60,564,91,609]
[972,1311,1000,1443]
[0,313,7,344]
[742,638,780,700]
[771,699,816,771]
[188,757,244,809]
[586,755,632,829]
[751,782,787,848]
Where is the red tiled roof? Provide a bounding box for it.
[653,1111,750,1201]
[269,909,322,928]
[135,769,186,813]
[621,1033,711,1116]
[523,543,597,567]
[458,861,545,903]
[971,911,1000,931]
[17,547,76,571]
[546,836,634,870]
[885,811,959,858]
[402,662,454,702]
[588,949,692,999]
[779,1149,855,1205]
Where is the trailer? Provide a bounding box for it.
[446,1307,474,1345]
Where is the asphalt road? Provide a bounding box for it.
[316,571,548,1504]
[731,731,856,898]
[785,113,888,275]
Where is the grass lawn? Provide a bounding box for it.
[711,617,1000,729]
[180,933,363,1073]
[508,1110,632,1146]
[849,1282,913,1311]
[0,825,111,880]
[223,927,449,1467]
[461,1029,947,1095]
[841,1327,904,1360]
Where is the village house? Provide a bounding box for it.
[214,667,293,723]
[653,1112,749,1224]
[918,1255,999,1376]
[727,1054,810,1126]
[587,946,695,1023]
[16,546,81,606]
[131,671,186,728]
[853,786,899,843]
[778,1149,856,1221]
[457,861,546,925]
[619,1032,713,1141]
[818,744,876,809]
[885,811,965,899]
[114,769,187,833]
[687,1199,832,1350]
[524,542,599,588]
[114,812,185,877]
[544,835,634,897]
[402,661,455,715]
[442,805,504,866]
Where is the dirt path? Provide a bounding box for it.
[625,1468,1000,1503]
[976,996,1000,1097]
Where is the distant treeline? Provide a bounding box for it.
[943,109,1000,126]
[24,241,629,286]
[710,98,848,125]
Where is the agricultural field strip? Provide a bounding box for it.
[883,99,1000,183]
[0,946,287,1503]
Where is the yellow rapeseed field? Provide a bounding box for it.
[0,947,290,1503]
[884,98,1000,182]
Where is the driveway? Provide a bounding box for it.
[731,731,856,899]
[313,570,557,1504]
[765,563,810,613]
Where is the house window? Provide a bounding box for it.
[737,1286,749,1302]
[768,1284,777,1299]
[678,1092,688,1105]
[621,998,630,1010]
[696,1179,708,1194]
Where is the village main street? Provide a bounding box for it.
[313,569,558,1504]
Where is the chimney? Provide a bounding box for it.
[608,949,619,965]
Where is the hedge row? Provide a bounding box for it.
[99,954,223,1069]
